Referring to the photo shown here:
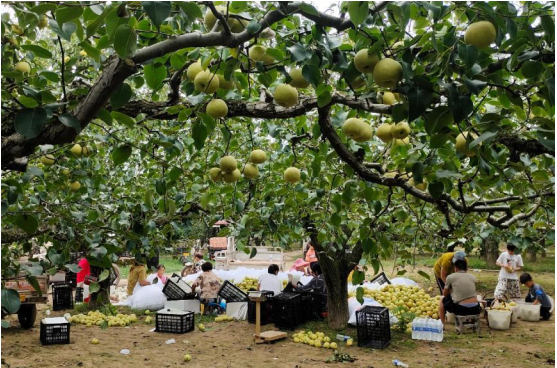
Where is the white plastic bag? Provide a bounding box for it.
[127,285,166,310]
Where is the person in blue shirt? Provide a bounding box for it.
[519,273,552,320]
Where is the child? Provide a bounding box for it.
[519,273,552,320]
[193,252,205,272]
[155,264,167,284]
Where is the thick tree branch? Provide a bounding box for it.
[497,134,554,161]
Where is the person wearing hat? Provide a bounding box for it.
[433,250,467,294]
[289,258,310,273]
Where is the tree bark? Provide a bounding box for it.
[529,250,537,263]
[482,239,499,268]
[541,248,547,258]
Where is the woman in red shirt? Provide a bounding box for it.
[76,258,91,302]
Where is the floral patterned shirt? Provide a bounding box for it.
[193,271,221,299]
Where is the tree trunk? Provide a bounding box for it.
[482,239,499,267]
[529,250,537,262]
[541,248,547,258]
[319,252,352,330]
[87,265,111,309]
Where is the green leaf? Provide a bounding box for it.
[64,264,82,273]
[302,65,320,87]
[178,3,203,19]
[330,213,341,226]
[48,248,66,266]
[1,201,8,216]
[25,276,42,297]
[141,1,172,29]
[425,106,453,135]
[14,214,38,235]
[56,6,84,25]
[49,20,76,41]
[31,3,58,14]
[469,131,497,149]
[155,179,167,195]
[287,44,312,62]
[111,111,135,128]
[40,71,60,83]
[192,121,208,150]
[113,24,137,58]
[1,289,21,314]
[317,90,332,107]
[458,44,478,70]
[111,145,132,166]
[537,129,555,152]
[88,281,100,293]
[20,45,52,58]
[463,77,487,95]
[348,1,368,26]
[546,78,555,105]
[15,108,47,139]
[540,15,555,42]
[246,21,261,34]
[58,113,81,134]
[235,199,245,213]
[170,53,185,70]
[417,270,430,280]
[98,269,110,282]
[110,83,132,110]
[521,60,544,79]
[356,286,364,304]
[86,6,111,38]
[97,108,113,125]
[229,2,248,13]
[407,86,431,122]
[412,162,425,184]
[249,246,257,259]
[79,41,101,63]
[144,63,167,90]
[298,3,319,16]
[352,270,365,285]
[428,181,444,199]
[392,104,408,123]
[100,320,109,330]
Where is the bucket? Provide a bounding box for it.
[446,312,455,324]
[487,309,512,330]
[520,303,541,322]
[510,305,519,323]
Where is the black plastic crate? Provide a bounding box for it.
[65,272,77,288]
[162,275,193,300]
[272,292,305,330]
[40,318,70,345]
[369,272,391,286]
[75,287,83,303]
[155,309,194,334]
[306,292,327,320]
[356,306,391,349]
[248,291,274,325]
[218,280,248,303]
[52,284,73,311]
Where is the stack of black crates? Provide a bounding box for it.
[52,283,73,311]
[355,306,391,349]
[247,290,274,325]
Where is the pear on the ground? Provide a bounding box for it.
[376,123,393,143]
[284,167,301,183]
[187,62,203,81]
[391,122,410,139]
[354,49,380,74]
[15,61,30,73]
[250,149,267,164]
[41,154,55,166]
[222,169,241,183]
[464,21,496,49]
[381,92,396,105]
[209,168,222,182]
[194,71,219,94]
[373,58,403,88]
[206,99,228,118]
[219,156,237,173]
[455,132,478,157]
[289,68,310,88]
[243,164,259,179]
[274,84,298,107]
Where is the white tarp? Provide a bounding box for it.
[182,267,313,286]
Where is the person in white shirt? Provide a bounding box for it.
[258,264,282,296]
[494,243,524,299]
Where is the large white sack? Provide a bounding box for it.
[146,274,165,290]
[347,297,399,326]
[390,277,418,287]
[127,285,166,310]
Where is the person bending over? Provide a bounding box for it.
[438,259,480,324]
[433,251,467,294]
[520,273,552,321]
[127,260,151,296]
[258,264,282,296]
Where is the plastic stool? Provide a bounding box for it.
[455,314,480,335]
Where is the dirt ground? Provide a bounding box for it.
[2,251,554,368]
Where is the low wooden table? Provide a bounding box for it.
[248,292,287,344]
